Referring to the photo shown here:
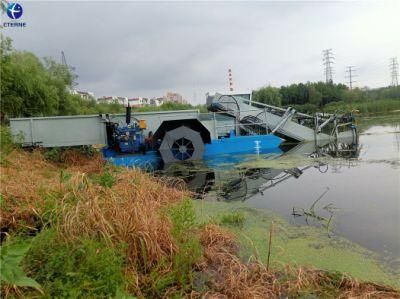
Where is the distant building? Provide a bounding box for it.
[128,97,144,107]
[128,97,152,107]
[150,97,163,107]
[98,96,127,105]
[97,95,169,107]
[164,92,187,104]
[70,90,95,100]
[142,98,150,106]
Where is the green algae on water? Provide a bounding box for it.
[194,200,400,288]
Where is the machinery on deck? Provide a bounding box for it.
[9,92,358,168]
[104,105,147,154]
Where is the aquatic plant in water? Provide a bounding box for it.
[292,187,339,237]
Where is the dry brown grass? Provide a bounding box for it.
[194,224,280,298]
[57,148,105,173]
[0,150,59,232]
[57,170,188,295]
[59,170,185,267]
[1,148,114,233]
[0,148,125,233]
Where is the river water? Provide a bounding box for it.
[161,115,400,265]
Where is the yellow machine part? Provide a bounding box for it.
[138,119,147,130]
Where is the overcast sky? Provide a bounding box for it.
[3,1,400,104]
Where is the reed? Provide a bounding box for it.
[266,220,274,271]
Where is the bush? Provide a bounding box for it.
[43,147,63,163]
[0,126,15,165]
[43,146,96,163]
[0,126,24,166]
[324,99,400,114]
[24,230,124,298]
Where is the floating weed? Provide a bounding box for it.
[292,187,338,237]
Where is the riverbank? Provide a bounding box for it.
[1,142,399,297]
[289,99,400,115]
[324,99,400,115]
[194,201,400,288]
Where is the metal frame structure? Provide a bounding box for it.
[9,93,357,149]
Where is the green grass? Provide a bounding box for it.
[91,170,116,188]
[220,211,246,228]
[0,126,18,166]
[136,199,203,298]
[166,199,202,294]
[289,99,400,115]
[23,229,125,298]
[356,113,400,132]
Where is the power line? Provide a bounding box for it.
[322,49,334,83]
[389,57,399,87]
[345,66,357,90]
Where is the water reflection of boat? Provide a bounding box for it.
[162,137,359,201]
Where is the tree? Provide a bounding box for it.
[252,86,282,106]
[308,84,322,106]
[1,43,59,117]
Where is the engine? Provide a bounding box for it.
[114,123,145,153]
[105,105,147,154]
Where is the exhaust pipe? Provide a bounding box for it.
[126,103,131,125]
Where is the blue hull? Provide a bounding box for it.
[103,149,162,170]
[103,134,282,169]
[204,134,281,157]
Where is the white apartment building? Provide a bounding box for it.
[70,90,95,100]
[97,96,127,105]
[128,97,150,107]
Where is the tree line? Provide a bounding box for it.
[252,82,400,113]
